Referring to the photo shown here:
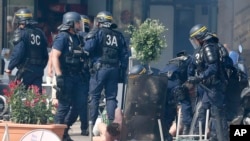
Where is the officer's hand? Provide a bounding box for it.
[118,68,126,83]
[52,98,59,108]
[56,75,64,90]
[4,69,11,76]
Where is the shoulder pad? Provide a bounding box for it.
[204,44,219,64]
[12,29,23,45]
[85,28,98,40]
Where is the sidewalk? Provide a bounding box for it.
[69,121,91,141]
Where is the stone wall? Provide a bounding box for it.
[218,0,250,70]
[0,1,2,52]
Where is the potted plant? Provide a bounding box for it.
[0,81,66,140]
[126,18,167,69]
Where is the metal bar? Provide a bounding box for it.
[199,121,202,140]
[204,109,210,140]
[89,121,93,141]
[158,119,164,141]
[176,107,181,140]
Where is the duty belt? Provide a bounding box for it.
[28,59,46,65]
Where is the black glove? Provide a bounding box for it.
[56,75,64,91]
[118,68,127,83]
[188,75,202,84]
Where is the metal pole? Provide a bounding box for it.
[158,119,164,141]
[176,107,181,140]
[89,121,93,141]
[204,109,210,140]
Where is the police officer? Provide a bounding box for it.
[84,11,129,125]
[5,8,48,91]
[51,11,89,141]
[187,24,229,141]
[64,14,91,136]
[160,52,192,139]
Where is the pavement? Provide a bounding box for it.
[69,121,91,141]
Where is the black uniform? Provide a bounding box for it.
[8,25,48,91]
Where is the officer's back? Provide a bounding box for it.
[84,11,129,125]
[5,8,48,90]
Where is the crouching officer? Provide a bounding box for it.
[51,11,89,141]
[5,8,48,91]
[84,11,129,125]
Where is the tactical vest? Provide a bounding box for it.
[194,48,205,73]
[60,32,85,72]
[19,27,47,68]
[99,28,119,65]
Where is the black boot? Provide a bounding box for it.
[63,127,74,141]
[81,130,89,136]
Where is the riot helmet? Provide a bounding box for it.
[96,11,113,23]
[58,11,81,31]
[96,11,117,28]
[129,65,147,75]
[80,15,90,32]
[14,8,36,26]
[63,11,81,26]
[189,24,208,49]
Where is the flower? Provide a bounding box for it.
[126,18,167,64]
[3,81,54,124]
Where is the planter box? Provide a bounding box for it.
[0,122,67,141]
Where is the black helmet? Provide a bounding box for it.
[15,8,34,24]
[96,11,113,23]
[129,65,147,75]
[80,15,90,31]
[189,24,208,40]
[62,11,81,26]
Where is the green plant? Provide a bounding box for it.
[3,81,54,124]
[126,18,167,64]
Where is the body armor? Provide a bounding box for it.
[121,74,168,141]
[100,28,120,65]
[61,32,84,72]
[17,27,48,68]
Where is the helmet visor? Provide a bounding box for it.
[189,38,201,49]
[81,20,90,32]
[74,20,83,31]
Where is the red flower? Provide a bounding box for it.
[2,80,54,124]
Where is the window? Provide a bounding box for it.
[3,0,35,59]
[112,0,143,32]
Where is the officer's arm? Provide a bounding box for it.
[84,29,99,53]
[6,41,26,72]
[201,45,219,79]
[187,57,196,76]
[119,34,129,69]
[201,64,217,79]
[51,48,62,76]
[47,52,54,77]
[6,29,25,72]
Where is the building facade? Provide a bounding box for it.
[3,0,246,72]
